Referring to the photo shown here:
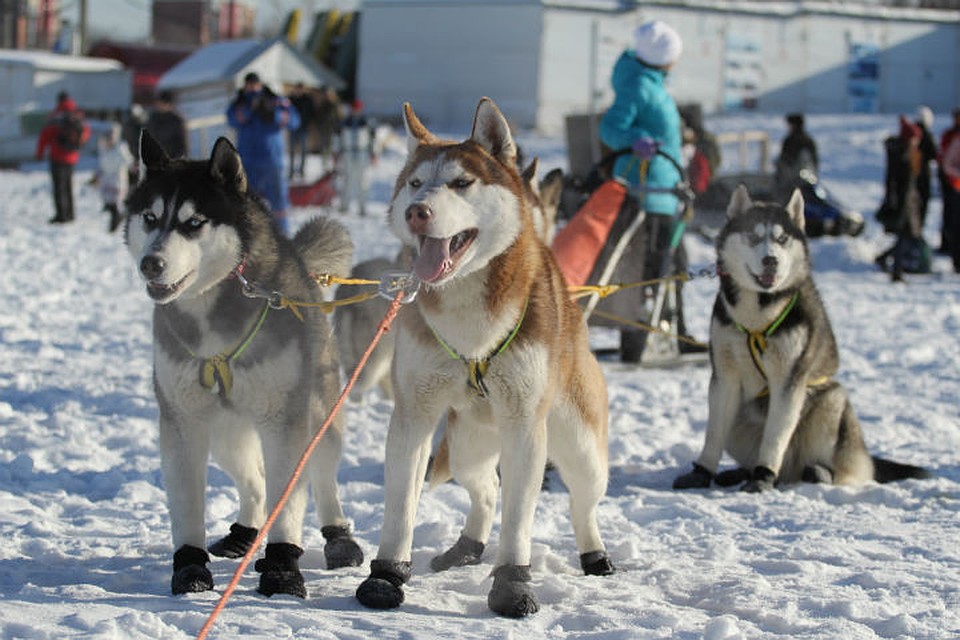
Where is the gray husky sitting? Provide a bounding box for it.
[675,185,929,491]
[125,132,363,597]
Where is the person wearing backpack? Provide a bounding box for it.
[35,91,90,224]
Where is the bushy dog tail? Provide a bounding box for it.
[293,216,354,278]
[872,456,932,483]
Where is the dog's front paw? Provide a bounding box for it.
[255,543,306,598]
[580,550,615,576]
[487,564,539,618]
[741,466,777,493]
[714,467,751,487]
[208,522,258,559]
[673,462,713,489]
[322,524,364,569]
[430,534,484,572]
[356,559,412,609]
[171,545,214,594]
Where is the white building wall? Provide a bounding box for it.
[357,2,542,132]
[357,1,960,135]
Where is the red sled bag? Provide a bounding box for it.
[288,170,338,207]
[551,179,629,287]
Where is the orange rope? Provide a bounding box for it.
[196,290,406,640]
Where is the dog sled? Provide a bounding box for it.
[288,170,338,207]
[692,130,864,240]
[552,147,708,368]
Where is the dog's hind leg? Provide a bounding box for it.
[430,410,499,572]
[308,415,364,569]
[208,423,265,559]
[548,398,615,577]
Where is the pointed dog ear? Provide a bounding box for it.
[785,188,806,233]
[402,102,437,156]
[726,184,753,219]
[208,137,247,194]
[521,157,540,192]
[470,97,517,167]
[138,130,169,179]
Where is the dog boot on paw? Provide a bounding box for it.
[741,466,777,493]
[431,534,484,572]
[487,564,539,618]
[673,462,713,489]
[208,522,258,559]
[321,524,364,569]
[356,559,411,609]
[171,545,214,594]
[255,543,306,598]
[580,550,615,576]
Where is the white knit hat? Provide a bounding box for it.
[916,105,933,129]
[633,20,683,67]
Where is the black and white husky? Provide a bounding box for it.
[674,186,929,491]
[125,132,363,598]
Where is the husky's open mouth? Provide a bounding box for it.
[413,228,478,283]
[146,272,192,302]
[752,268,778,290]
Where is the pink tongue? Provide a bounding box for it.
[414,236,453,283]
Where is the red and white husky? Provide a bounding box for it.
[355,98,614,618]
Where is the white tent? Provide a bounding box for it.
[157,38,344,157]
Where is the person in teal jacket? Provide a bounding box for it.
[227,72,301,234]
[599,20,703,361]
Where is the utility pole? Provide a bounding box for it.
[78,0,88,53]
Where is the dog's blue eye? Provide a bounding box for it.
[143,212,158,227]
[776,234,789,245]
[449,177,474,190]
[409,178,422,189]
[187,218,206,230]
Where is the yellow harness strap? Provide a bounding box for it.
[431,299,529,398]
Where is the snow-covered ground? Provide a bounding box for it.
[1,112,957,639]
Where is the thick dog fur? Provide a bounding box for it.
[355,98,614,617]
[674,185,929,492]
[125,133,362,598]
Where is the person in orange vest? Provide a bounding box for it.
[35,91,91,224]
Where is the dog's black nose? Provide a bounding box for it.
[405,203,432,232]
[140,254,166,279]
[762,256,778,268]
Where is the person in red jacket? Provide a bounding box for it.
[35,91,91,224]
[937,107,960,272]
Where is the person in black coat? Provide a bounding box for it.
[914,106,938,228]
[146,90,188,159]
[287,82,316,179]
[775,113,819,198]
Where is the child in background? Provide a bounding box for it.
[95,123,134,232]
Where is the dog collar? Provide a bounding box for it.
[430,298,529,398]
